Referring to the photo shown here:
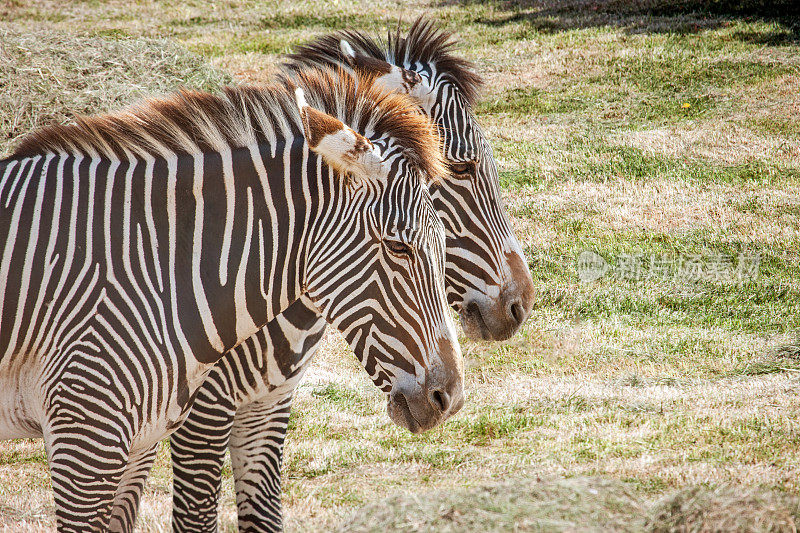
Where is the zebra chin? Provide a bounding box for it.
[459,251,535,341]
[459,298,526,342]
[387,389,463,434]
[385,338,465,434]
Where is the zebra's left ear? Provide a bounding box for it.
[340,40,428,99]
[295,88,384,181]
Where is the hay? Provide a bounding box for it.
[0,28,231,156]
[336,477,800,533]
[648,485,800,533]
[336,477,646,533]
[776,332,800,361]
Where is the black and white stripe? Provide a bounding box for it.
[166,19,535,533]
[0,67,459,532]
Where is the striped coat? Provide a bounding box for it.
[168,19,535,533]
[0,66,462,532]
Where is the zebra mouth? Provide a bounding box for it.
[460,301,492,340]
[387,392,422,433]
[387,391,439,434]
[459,298,523,342]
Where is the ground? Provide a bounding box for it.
[1,1,799,531]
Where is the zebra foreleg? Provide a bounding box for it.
[107,443,160,533]
[230,395,294,533]
[170,397,236,532]
[44,420,133,532]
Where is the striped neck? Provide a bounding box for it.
[170,139,320,364]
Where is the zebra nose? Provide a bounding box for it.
[428,384,464,416]
[508,299,526,327]
[503,249,534,329]
[429,388,450,413]
[426,335,464,418]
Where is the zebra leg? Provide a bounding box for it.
[171,392,236,532]
[230,395,294,533]
[44,421,132,532]
[107,444,160,533]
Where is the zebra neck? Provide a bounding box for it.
[174,139,317,365]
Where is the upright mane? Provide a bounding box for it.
[10,67,445,182]
[286,17,484,107]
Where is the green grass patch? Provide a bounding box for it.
[621,475,672,494]
[310,383,374,412]
[448,408,548,445]
[535,249,800,335]
[498,137,800,189]
[258,12,392,31]
[566,281,799,333]
[747,116,800,138]
[475,22,798,129]
[477,87,588,116]
[190,33,302,56]
[0,441,48,465]
[606,54,792,95]
[234,33,306,56]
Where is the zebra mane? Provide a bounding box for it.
[10,67,445,182]
[286,17,484,107]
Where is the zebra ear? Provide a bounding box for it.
[295,88,384,180]
[339,39,428,99]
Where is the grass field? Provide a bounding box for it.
[2,0,800,530]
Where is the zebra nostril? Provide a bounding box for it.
[429,388,449,413]
[509,301,525,325]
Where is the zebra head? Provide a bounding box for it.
[287,19,535,342]
[294,82,463,433]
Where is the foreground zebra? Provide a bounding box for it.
[166,19,535,532]
[0,66,463,531]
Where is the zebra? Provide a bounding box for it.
[286,18,536,340]
[165,19,536,533]
[0,66,463,532]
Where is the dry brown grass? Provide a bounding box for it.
[1,1,800,531]
[648,485,800,533]
[337,477,646,532]
[505,178,800,249]
[333,476,800,532]
[272,328,800,531]
[0,28,230,156]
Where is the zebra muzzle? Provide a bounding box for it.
[386,342,464,434]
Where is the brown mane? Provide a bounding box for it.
[286,17,484,107]
[10,68,445,182]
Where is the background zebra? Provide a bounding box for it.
[0,66,463,532]
[167,19,536,532]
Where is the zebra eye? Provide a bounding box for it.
[385,240,414,257]
[449,160,476,177]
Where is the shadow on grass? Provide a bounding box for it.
[438,0,800,42]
